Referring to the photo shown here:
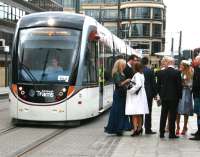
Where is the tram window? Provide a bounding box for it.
[82,41,98,85]
[104,45,113,84]
[17,27,80,83]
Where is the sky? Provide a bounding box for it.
[164,0,200,52]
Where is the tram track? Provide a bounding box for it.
[10,128,66,157]
[0,126,18,136]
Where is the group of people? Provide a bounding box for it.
[104,54,200,141]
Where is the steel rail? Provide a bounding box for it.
[0,126,18,135]
[10,128,66,157]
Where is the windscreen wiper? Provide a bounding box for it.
[41,50,50,81]
[19,48,38,82]
[20,63,38,82]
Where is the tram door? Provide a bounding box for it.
[98,41,104,111]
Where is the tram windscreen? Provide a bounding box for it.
[17,27,81,83]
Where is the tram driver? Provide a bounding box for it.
[45,57,64,81]
[46,57,63,73]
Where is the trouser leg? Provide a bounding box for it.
[197,115,200,135]
[159,101,169,134]
[168,101,178,136]
[145,97,153,131]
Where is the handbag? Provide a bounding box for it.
[127,81,141,95]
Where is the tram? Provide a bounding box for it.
[9,12,136,125]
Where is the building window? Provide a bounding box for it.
[106,26,117,35]
[152,24,162,37]
[104,0,118,3]
[152,41,161,54]
[131,7,150,19]
[130,23,150,37]
[153,8,162,20]
[121,8,130,19]
[81,0,103,4]
[0,2,27,22]
[104,9,118,20]
[85,9,100,19]
[121,24,130,38]
[26,0,63,11]
[63,0,75,8]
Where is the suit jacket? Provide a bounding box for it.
[156,69,165,96]
[143,66,157,99]
[123,64,135,79]
[157,67,182,101]
[192,66,200,98]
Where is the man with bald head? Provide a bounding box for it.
[158,57,182,139]
[190,55,200,140]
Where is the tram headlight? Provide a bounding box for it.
[48,18,55,26]
[21,90,25,95]
[28,89,35,97]
[18,86,23,91]
[58,92,63,97]
[62,88,66,93]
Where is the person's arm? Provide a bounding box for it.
[114,73,130,87]
[156,71,161,96]
[192,68,200,98]
[177,71,182,99]
[127,73,142,94]
[151,70,157,97]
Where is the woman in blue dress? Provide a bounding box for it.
[105,59,132,136]
[176,60,193,135]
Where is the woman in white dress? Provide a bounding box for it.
[126,63,149,136]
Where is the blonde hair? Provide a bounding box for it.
[181,61,193,80]
[112,59,126,77]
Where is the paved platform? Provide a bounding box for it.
[110,102,200,157]
[0,87,9,99]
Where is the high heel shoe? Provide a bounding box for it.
[137,128,143,135]
[176,129,180,135]
[131,130,139,137]
[181,127,187,135]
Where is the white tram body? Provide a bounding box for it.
[9,12,135,124]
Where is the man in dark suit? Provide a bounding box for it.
[124,54,139,79]
[123,54,140,130]
[141,57,157,134]
[158,57,182,138]
[190,56,200,140]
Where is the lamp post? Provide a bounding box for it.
[117,0,121,37]
[75,0,80,13]
[171,37,174,57]
[178,31,182,64]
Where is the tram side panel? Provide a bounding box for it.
[66,87,100,120]
[9,92,18,119]
[103,84,113,110]
[16,101,67,121]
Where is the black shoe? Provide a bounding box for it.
[145,130,156,135]
[131,131,139,137]
[116,132,123,136]
[189,135,200,140]
[160,134,164,138]
[169,135,179,139]
[138,128,143,135]
[191,131,199,136]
